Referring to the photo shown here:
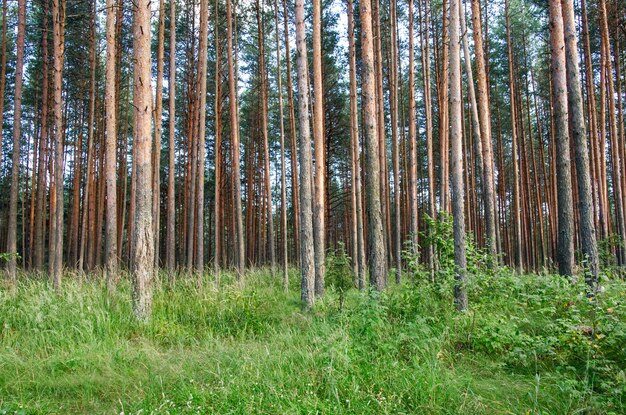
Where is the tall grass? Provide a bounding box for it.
[0,268,624,414]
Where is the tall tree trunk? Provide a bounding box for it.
[35,0,50,270]
[0,0,6,172]
[408,0,418,253]
[5,0,26,283]
[131,0,154,319]
[104,0,118,287]
[294,0,315,306]
[195,0,208,277]
[79,2,97,272]
[282,0,299,265]
[347,0,365,289]
[257,0,276,273]
[599,0,625,264]
[418,0,436,276]
[360,0,386,290]
[390,0,401,283]
[439,0,450,213]
[167,0,177,272]
[470,0,497,261]
[561,0,598,287]
[153,0,166,270]
[273,0,288,289]
[505,0,523,272]
[213,0,221,277]
[549,0,574,276]
[50,0,66,289]
[227,0,245,278]
[312,0,325,295]
[449,0,468,311]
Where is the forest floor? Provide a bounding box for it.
[0,268,624,414]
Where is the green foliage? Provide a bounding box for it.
[325,243,353,311]
[0,251,21,264]
[0,269,624,414]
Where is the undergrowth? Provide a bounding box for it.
[0,265,623,414]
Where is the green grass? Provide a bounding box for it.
[0,268,624,414]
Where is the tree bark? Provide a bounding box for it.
[294,0,315,307]
[470,0,497,261]
[104,0,118,287]
[549,0,574,277]
[449,0,468,311]
[167,0,177,272]
[505,0,523,272]
[50,0,66,289]
[5,0,26,283]
[273,0,288,289]
[153,0,166,270]
[195,0,208,277]
[312,0,325,296]
[227,0,245,278]
[131,0,154,320]
[360,0,386,290]
[347,0,365,290]
[561,0,598,287]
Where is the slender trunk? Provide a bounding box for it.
[449,0,468,311]
[167,0,176,272]
[599,0,625,264]
[104,0,118,286]
[5,0,26,283]
[347,0,365,289]
[256,0,276,273]
[35,0,50,270]
[131,0,154,319]
[312,0,325,295]
[0,0,6,171]
[549,0,574,276]
[408,0,418,252]
[561,0,598,287]
[505,0,523,272]
[195,0,208,277]
[294,0,315,306]
[273,0,288,289]
[282,0,299,265]
[153,0,166,270]
[360,0,386,290]
[470,0,497,261]
[50,0,66,289]
[227,0,245,277]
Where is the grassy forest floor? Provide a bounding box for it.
[0,266,625,414]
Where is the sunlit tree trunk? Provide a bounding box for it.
[227,0,245,278]
[167,0,177,272]
[5,0,26,284]
[347,0,365,289]
[50,0,66,289]
[153,0,166,270]
[449,0,468,311]
[35,0,50,270]
[312,0,325,295]
[561,0,598,287]
[505,0,523,272]
[131,0,154,319]
[273,0,288,289]
[360,0,386,290]
[548,0,574,276]
[195,0,208,277]
[256,0,276,273]
[294,0,315,306]
[470,0,497,262]
[104,0,118,287]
